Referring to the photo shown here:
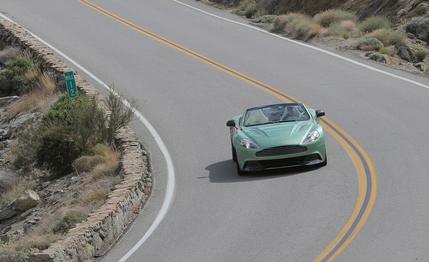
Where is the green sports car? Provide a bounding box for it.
[226,103,327,175]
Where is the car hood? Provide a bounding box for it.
[242,121,314,148]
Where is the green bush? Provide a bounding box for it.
[367,28,405,46]
[15,91,133,177]
[44,96,106,153]
[359,16,391,33]
[405,16,429,43]
[415,49,427,62]
[105,91,134,144]
[0,58,36,96]
[314,9,356,27]
[36,126,81,177]
[53,211,86,234]
[356,36,384,51]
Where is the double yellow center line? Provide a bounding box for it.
[80,1,377,260]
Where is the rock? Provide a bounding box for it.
[414,62,426,72]
[0,206,18,221]
[13,190,40,211]
[0,96,19,108]
[0,169,16,194]
[407,32,415,39]
[366,52,389,64]
[0,126,9,141]
[397,9,407,17]
[395,44,417,63]
[6,112,41,139]
[0,47,20,64]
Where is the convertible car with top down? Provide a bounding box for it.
[226,103,327,175]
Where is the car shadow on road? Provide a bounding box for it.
[204,160,321,183]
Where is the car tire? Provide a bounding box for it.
[236,164,247,176]
[232,145,237,162]
[320,154,328,167]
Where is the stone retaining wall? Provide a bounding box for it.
[0,17,153,261]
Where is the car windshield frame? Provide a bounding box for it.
[242,103,310,127]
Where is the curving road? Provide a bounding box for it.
[2,0,429,261]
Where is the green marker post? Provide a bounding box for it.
[64,71,78,98]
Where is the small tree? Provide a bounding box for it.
[105,89,135,144]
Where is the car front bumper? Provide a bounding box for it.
[236,139,326,171]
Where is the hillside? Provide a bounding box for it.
[210,0,429,22]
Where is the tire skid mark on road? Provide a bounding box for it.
[79,1,377,261]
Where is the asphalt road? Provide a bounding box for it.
[2,0,429,261]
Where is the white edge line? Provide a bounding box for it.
[0,13,175,262]
[172,0,429,91]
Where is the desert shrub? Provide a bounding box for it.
[415,49,427,62]
[379,46,395,55]
[43,96,106,153]
[251,15,277,24]
[73,155,105,173]
[272,13,304,32]
[0,58,37,96]
[406,17,429,43]
[314,9,356,27]
[73,144,119,178]
[356,36,384,51]
[324,22,349,39]
[13,125,45,169]
[53,211,86,234]
[272,13,320,41]
[367,28,405,46]
[234,0,257,18]
[359,16,391,33]
[105,91,134,144]
[36,126,81,177]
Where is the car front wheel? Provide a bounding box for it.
[231,145,237,162]
[320,154,327,167]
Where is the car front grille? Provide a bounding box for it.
[244,154,321,170]
[256,145,307,157]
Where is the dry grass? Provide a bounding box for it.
[272,13,305,32]
[273,13,321,41]
[367,28,405,46]
[379,46,395,56]
[0,177,36,207]
[73,144,119,179]
[5,72,58,119]
[0,233,61,261]
[79,186,109,208]
[324,20,357,39]
[314,9,356,27]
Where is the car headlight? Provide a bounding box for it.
[303,130,320,144]
[240,139,258,149]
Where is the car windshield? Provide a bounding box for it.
[243,104,310,127]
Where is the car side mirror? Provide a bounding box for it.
[316,110,325,118]
[226,120,236,127]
